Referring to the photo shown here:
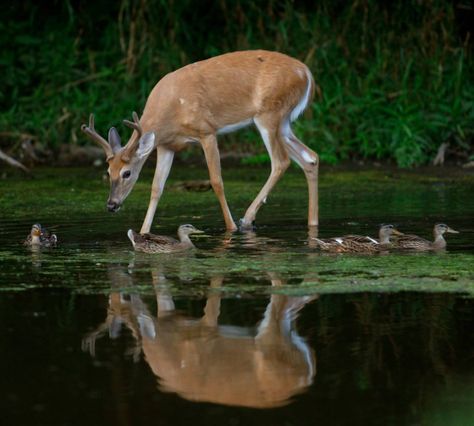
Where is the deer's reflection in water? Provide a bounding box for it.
[83,262,317,408]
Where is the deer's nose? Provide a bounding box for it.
[107,201,120,212]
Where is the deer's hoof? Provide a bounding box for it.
[238,218,256,231]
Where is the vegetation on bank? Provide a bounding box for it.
[1,0,473,167]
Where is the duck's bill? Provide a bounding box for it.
[192,229,205,234]
[447,227,459,234]
[392,229,404,236]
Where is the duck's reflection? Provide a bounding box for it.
[83,263,317,408]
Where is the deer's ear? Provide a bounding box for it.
[108,127,122,152]
[136,132,155,159]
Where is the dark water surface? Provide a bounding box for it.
[1,166,474,425]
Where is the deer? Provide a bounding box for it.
[81,50,319,232]
[82,263,316,408]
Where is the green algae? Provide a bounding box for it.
[0,166,473,296]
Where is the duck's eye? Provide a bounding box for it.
[122,170,131,179]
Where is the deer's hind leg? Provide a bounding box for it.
[282,122,319,227]
[239,115,291,229]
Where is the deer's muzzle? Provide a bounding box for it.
[107,200,121,212]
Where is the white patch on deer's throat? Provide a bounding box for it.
[179,98,185,104]
[217,119,253,135]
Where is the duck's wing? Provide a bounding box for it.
[40,227,54,238]
[142,233,179,245]
[314,235,365,244]
[394,234,430,248]
[340,234,379,244]
[39,231,57,246]
[338,237,380,253]
[395,234,429,243]
[313,237,334,244]
[313,237,344,252]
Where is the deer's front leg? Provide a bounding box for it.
[140,147,174,233]
[200,275,224,328]
[201,135,237,231]
[151,269,176,318]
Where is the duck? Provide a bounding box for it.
[313,224,403,253]
[24,223,58,247]
[127,224,204,254]
[393,223,459,251]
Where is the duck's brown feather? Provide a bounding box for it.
[140,233,179,245]
[314,234,379,253]
[393,234,431,250]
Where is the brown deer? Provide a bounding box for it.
[81,50,318,232]
[83,265,316,408]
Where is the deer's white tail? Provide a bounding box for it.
[290,69,314,122]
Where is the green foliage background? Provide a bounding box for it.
[1,0,472,167]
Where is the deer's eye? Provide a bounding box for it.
[122,170,131,179]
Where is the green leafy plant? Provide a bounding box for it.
[1,0,472,167]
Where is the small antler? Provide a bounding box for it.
[81,114,114,160]
[122,111,143,160]
[123,111,143,137]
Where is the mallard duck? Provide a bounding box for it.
[127,224,204,253]
[313,224,403,253]
[23,223,58,247]
[393,223,459,251]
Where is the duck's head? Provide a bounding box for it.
[379,224,403,240]
[31,224,42,237]
[178,224,204,236]
[434,223,459,237]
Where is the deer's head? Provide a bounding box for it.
[81,113,155,212]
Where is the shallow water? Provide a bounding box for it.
[1,166,474,425]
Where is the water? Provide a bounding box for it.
[1,166,474,425]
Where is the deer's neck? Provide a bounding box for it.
[141,108,200,150]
